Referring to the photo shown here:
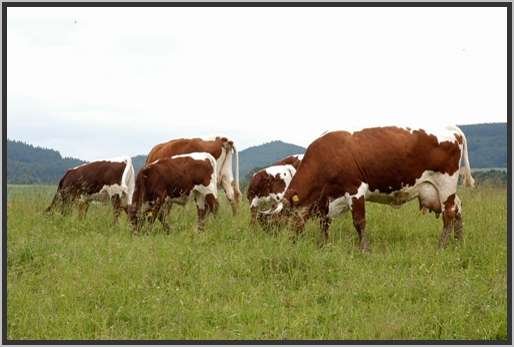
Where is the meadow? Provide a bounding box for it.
[6,184,508,341]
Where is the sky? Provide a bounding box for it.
[7,6,507,161]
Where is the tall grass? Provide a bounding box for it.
[6,185,507,340]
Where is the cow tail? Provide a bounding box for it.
[207,154,218,199]
[133,170,147,216]
[459,130,475,188]
[233,144,241,199]
[122,157,136,205]
[46,171,67,212]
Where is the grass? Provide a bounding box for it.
[6,184,508,340]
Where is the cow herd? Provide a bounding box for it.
[46,125,475,251]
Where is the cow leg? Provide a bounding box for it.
[45,191,62,214]
[61,194,74,216]
[221,177,238,216]
[205,193,219,216]
[250,207,258,226]
[78,200,90,220]
[231,181,241,206]
[439,194,457,249]
[351,197,369,252]
[110,195,122,224]
[157,201,172,233]
[453,195,463,242]
[194,193,208,232]
[320,215,331,243]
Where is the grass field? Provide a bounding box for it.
[6,184,508,340]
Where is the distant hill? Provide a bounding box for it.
[7,140,85,184]
[458,123,507,169]
[132,155,147,175]
[6,123,507,184]
[238,140,305,181]
[7,140,146,185]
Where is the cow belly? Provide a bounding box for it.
[81,183,126,203]
[366,188,418,206]
[327,170,456,218]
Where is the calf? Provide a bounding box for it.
[46,157,135,223]
[269,125,475,250]
[129,152,218,233]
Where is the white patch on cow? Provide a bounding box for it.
[120,157,135,205]
[401,125,461,144]
[252,165,296,212]
[72,162,88,170]
[172,152,218,199]
[328,182,368,218]
[327,196,350,218]
[293,154,304,161]
[99,183,126,198]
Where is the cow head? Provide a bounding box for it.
[258,188,310,234]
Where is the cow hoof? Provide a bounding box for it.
[359,242,371,253]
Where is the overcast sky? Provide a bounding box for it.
[8,6,507,160]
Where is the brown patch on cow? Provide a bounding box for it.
[274,155,302,170]
[59,161,126,196]
[247,171,286,202]
[146,137,233,164]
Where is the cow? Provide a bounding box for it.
[45,157,135,223]
[128,152,219,233]
[267,125,475,251]
[274,154,304,170]
[246,154,304,226]
[145,136,240,216]
[247,164,297,226]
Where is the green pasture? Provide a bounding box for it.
[6,185,508,340]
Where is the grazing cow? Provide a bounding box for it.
[129,152,219,233]
[268,125,475,250]
[247,164,297,226]
[274,154,304,170]
[145,136,241,215]
[46,157,135,223]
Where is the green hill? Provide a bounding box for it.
[7,140,85,184]
[458,123,507,169]
[6,123,508,184]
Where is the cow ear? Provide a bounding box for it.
[220,137,228,143]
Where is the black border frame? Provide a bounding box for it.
[1,2,511,345]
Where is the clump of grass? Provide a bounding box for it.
[6,185,508,340]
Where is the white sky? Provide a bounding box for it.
[7,6,507,160]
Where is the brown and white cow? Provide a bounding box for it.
[129,152,219,233]
[246,154,304,226]
[145,136,241,215]
[46,157,135,223]
[269,125,475,251]
[247,164,297,226]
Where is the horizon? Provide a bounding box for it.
[7,121,508,161]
